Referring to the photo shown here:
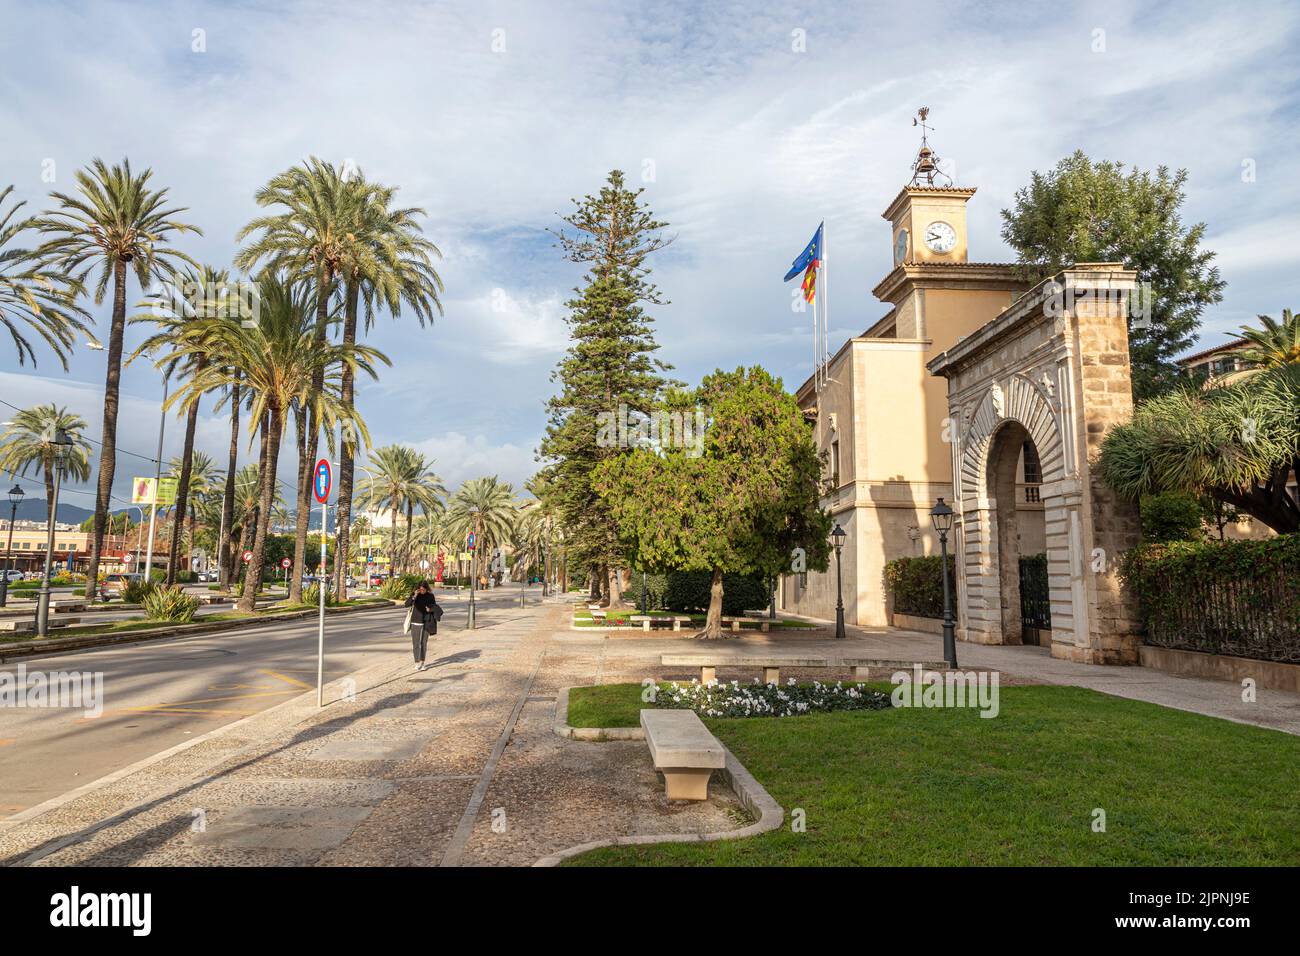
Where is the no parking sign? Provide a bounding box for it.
[313,458,332,503]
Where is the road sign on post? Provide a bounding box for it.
[242,550,253,563]
[313,457,332,707]
[281,558,292,569]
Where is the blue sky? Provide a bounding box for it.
[1,0,1297,510]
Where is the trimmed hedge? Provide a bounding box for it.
[1119,535,1300,663]
[884,554,957,620]
[627,571,771,616]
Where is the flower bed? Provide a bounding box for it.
[654,678,891,719]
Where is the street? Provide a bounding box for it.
[0,586,520,818]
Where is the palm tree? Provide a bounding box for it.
[33,158,200,597]
[1238,309,1300,369]
[0,185,91,368]
[0,405,92,525]
[133,264,229,583]
[444,476,518,586]
[236,159,366,603]
[355,445,434,571]
[332,171,444,596]
[169,275,386,612]
[167,449,221,571]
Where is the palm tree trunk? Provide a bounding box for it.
[403,502,414,573]
[389,506,399,577]
[333,279,360,600]
[166,359,205,585]
[239,406,282,614]
[219,377,240,590]
[236,412,269,587]
[289,405,309,603]
[83,258,128,597]
[42,460,55,531]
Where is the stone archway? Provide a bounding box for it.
[928,264,1144,664]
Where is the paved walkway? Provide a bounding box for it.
[1,594,1295,867]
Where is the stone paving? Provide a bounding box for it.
[1,592,1296,868]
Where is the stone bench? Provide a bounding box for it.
[720,616,769,632]
[640,708,726,801]
[0,617,81,634]
[50,600,87,613]
[628,614,693,632]
[589,608,607,619]
[661,654,949,684]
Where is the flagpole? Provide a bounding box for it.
[822,224,830,382]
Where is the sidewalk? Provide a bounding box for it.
[0,595,745,867]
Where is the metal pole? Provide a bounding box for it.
[0,499,16,607]
[144,373,169,582]
[940,530,957,668]
[834,543,846,640]
[317,500,327,707]
[36,467,62,638]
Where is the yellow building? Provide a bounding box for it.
[780,175,1051,629]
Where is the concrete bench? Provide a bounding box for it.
[640,709,726,801]
[628,615,693,632]
[720,616,769,632]
[50,600,87,613]
[0,617,81,634]
[660,654,949,684]
[589,608,607,619]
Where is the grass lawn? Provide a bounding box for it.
[567,682,1300,866]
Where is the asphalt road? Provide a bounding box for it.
[0,586,526,818]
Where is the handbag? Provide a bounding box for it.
[403,606,414,635]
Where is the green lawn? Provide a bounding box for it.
[567,682,1300,866]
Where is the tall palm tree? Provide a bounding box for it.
[133,264,230,583]
[167,449,221,571]
[0,185,91,368]
[169,275,386,612]
[332,171,444,597]
[443,476,518,585]
[1238,309,1300,369]
[33,158,200,596]
[216,369,245,588]
[236,159,366,603]
[0,405,93,525]
[355,445,428,571]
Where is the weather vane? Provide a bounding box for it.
[910,106,952,186]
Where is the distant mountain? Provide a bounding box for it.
[12,499,137,525]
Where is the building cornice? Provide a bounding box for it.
[881,185,978,222]
[871,261,1025,303]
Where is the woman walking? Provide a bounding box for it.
[404,582,440,671]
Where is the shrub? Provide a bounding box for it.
[1139,492,1204,542]
[123,579,157,604]
[175,570,197,584]
[884,554,957,619]
[655,571,770,615]
[141,585,201,623]
[381,573,425,601]
[303,582,336,607]
[1119,536,1300,663]
[655,678,892,719]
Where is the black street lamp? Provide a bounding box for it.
[640,568,648,616]
[930,497,958,668]
[0,484,24,607]
[831,523,846,640]
[36,428,74,637]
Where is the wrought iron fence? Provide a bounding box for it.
[1018,554,1051,629]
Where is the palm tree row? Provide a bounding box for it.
[354,445,446,575]
[0,157,442,609]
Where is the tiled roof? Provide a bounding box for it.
[1178,338,1247,365]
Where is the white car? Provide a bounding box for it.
[1,569,23,583]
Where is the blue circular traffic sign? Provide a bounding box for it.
[313,458,332,503]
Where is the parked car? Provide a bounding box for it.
[368,572,387,587]
[101,572,144,599]
[1,569,23,583]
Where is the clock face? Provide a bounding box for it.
[893,229,909,265]
[924,221,957,254]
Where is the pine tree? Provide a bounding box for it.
[539,170,674,607]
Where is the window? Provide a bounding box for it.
[830,440,841,487]
[1022,441,1042,484]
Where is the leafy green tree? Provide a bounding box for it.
[0,185,91,369]
[0,405,92,525]
[595,366,830,638]
[1001,151,1224,399]
[540,169,674,606]
[1139,492,1204,543]
[1098,365,1300,534]
[33,158,201,597]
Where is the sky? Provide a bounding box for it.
[1,0,1297,514]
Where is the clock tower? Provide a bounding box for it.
[881,106,973,266]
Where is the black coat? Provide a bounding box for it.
[405,592,439,632]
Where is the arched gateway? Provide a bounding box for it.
[927,264,1143,664]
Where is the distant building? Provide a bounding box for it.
[1178,338,1251,383]
[0,520,136,574]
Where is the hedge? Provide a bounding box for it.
[627,571,771,616]
[884,554,957,620]
[1119,535,1300,663]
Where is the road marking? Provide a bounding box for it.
[259,668,312,689]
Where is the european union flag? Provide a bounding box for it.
[783,223,824,282]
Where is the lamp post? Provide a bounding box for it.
[831,523,846,640]
[143,370,170,583]
[930,497,958,669]
[36,429,74,637]
[466,507,479,630]
[0,484,24,607]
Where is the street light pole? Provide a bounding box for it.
[0,484,24,607]
[831,523,846,640]
[466,508,479,630]
[36,430,73,637]
[930,497,958,669]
